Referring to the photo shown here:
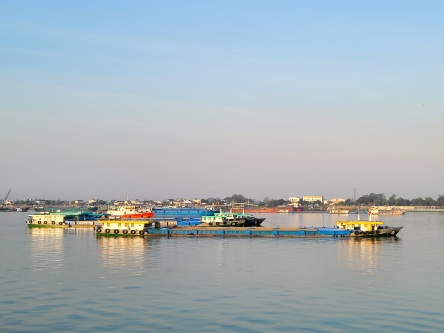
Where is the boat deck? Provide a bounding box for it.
[27,223,95,229]
[97,226,351,238]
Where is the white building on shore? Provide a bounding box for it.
[301,196,325,204]
[289,197,301,206]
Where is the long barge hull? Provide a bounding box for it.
[96,227,352,238]
[26,222,94,228]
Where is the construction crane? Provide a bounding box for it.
[3,189,11,204]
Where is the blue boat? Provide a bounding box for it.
[174,217,203,227]
[152,207,218,218]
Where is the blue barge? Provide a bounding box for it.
[95,218,402,238]
[152,208,218,218]
[142,226,351,238]
[95,218,352,238]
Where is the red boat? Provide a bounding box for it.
[239,206,303,213]
[120,212,154,219]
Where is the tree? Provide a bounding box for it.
[224,194,249,203]
[411,197,425,206]
[395,197,411,206]
[424,197,437,206]
[373,194,387,206]
[356,193,387,206]
[388,194,397,206]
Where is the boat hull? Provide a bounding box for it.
[349,226,403,237]
[96,226,352,238]
[336,219,403,237]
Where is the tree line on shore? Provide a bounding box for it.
[7,193,444,208]
[338,193,444,207]
[212,193,444,207]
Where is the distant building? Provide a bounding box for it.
[289,197,301,206]
[302,196,324,204]
[327,198,346,205]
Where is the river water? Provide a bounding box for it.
[1,212,444,332]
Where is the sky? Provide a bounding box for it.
[1,1,443,202]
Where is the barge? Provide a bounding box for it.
[145,226,351,237]
[95,216,403,238]
[95,218,352,237]
[26,212,95,228]
[96,218,153,235]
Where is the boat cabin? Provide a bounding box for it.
[97,218,150,234]
[27,212,69,225]
[106,204,138,216]
[201,213,243,226]
[336,220,384,232]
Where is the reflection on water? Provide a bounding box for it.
[2,212,444,332]
[95,236,149,275]
[339,237,401,276]
[27,227,65,272]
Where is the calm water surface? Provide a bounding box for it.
[1,212,444,332]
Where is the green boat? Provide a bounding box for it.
[200,211,265,227]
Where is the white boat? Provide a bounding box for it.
[106,203,139,216]
[369,206,405,216]
[200,212,245,227]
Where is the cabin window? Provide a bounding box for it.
[131,223,134,227]
[118,223,121,227]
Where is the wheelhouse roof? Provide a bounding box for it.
[336,220,384,225]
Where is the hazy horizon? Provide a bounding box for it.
[4,190,443,204]
[1,1,443,202]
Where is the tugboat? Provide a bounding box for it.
[336,215,403,237]
[369,206,405,216]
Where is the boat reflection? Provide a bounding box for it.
[95,236,153,271]
[27,227,65,271]
[339,237,401,276]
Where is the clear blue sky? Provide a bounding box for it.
[1,1,443,201]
